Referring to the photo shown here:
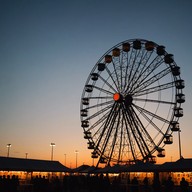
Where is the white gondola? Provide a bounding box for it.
[171,66,180,76]
[170,121,180,132]
[98,63,105,71]
[81,109,88,117]
[91,73,99,81]
[175,79,185,89]
[174,107,183,117]
[87,141,94,149]
[157,148,165,157]
[91,151,98,158]
[84,131,91,139]
[164,134,173,144]
[176,93,185,103]
[85,85,93,92]
[82,98,89,105]
[81,120,89,128]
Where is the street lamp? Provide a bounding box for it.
[25,153,28,159]
[7,144,11,157]
[50,143,55,161]
[178,129,182,159]
[64,154,66,166]
[75,150,79,168]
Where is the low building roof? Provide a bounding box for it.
[0,156,71,172]
[72,164,92,173]
[91,158,192,173]
[124,161,159,172]
[158,158,192,172]
[1,156,192,173]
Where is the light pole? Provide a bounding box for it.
[64,154,66,166]
[178,129,182,159]
[75,150,79,168]
[25,153,28,159]
[50,143,55,161]
[7,144,11,157]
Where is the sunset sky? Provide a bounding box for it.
[0,0,192,168]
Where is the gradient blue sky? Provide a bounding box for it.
[0,0,192,167]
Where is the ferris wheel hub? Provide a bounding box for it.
[113,93,133,106]
[125,94,133,106]
[113,93,122,102]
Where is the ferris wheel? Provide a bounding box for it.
[80,39,185,166]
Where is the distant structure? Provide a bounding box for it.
[80,39,185,167]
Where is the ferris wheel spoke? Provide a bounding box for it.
[94,103,118,153]
[92,85,114,95]
[133,82,175,97]
[116,54,127,92]
[132,67,171,94]
[111,59,121,90]
[133,56,163,86]
[133,51,153,76]
[124,51,132,90]
[96,105,120,163]
[133,105,164,135]
[127,49,141,88]
[89,112,110,131]
[98,75,117,92]
[85,103,113,121]
[125,50,152,92]
[105,66,120,91]
[133,97,175,105]
[130,56,164,93]
[133,104,170,124]
[117,111,125,162]
[131,107,158,157]
[84,100,114,110]
[129,105,156,156]
[89,96,112,100]
[122,109,137,160]
[108,111,121,164]
[123,106,147,159]
[119,53,124,91]
[126,49,153,92]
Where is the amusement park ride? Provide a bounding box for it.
[80,39,185,167]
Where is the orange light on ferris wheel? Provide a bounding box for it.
[113,93,120,101]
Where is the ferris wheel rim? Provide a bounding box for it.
[80,38,185,165]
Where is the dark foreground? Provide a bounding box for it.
[0,174,191,192]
